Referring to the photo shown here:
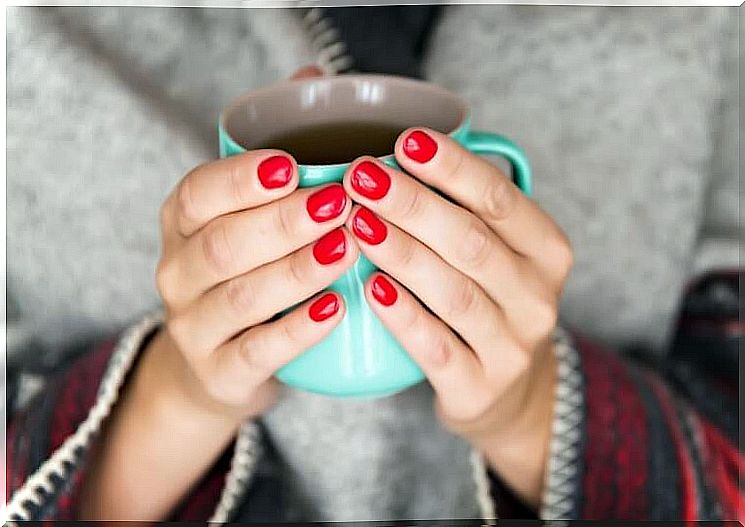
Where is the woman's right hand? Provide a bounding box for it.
[151,149,357,421]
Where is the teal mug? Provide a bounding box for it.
[219,74,531,398]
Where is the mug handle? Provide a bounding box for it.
[463,131,533,197]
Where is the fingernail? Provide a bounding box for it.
[313,228,346,265]
[371,275,397,306]
[350,161,391,200]
[307,184,347,223]
[352,207,387,245]
[257,155,293,189]
[403,130,437,163]
[309,292,340,322]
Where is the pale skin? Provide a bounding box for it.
[80,67,572,520]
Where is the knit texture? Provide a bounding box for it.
[425,5,735,352]
[7,315,742,521]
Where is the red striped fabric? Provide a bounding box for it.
[699,416,745,521]
[645,373,699,522]
[579,338,650,519]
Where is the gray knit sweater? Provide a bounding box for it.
[6,5,740,521]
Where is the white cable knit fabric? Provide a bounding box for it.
[6,313,163,521]
[208,420,262,524]
[540,328,585,520]
[7,313,586,522]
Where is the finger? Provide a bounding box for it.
[201,290,346,405]
[173,150,299,237]
[393,127,571,273]
[364,273,496,421]
[164,183,350,306]
[344,157,544,313]
[170,227,358,356]
[291,65,325,79]
[347,206,524,376]
[345,160,553,346]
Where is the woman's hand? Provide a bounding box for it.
[81,65,357,521]
[153,149,358,420]
[342,127,573,507]
[83,150,358,520]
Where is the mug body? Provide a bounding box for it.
[219,75,471,398]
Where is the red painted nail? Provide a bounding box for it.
[371,275,397,306]
[257,155,293,189]
[350,161,391,200]
[403,130,437,163]
[309,292,340,322]
[352,207,387,245]
[313,228,346,265]
[307,184,347,223]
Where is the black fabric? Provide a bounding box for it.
[320,6,444,78]
[234,422,320,522]
[487,468,539,518]
[668,270,741,381]
[627,270,741,443]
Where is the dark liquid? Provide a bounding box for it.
[259,121,405,165]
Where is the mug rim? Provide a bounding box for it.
[219,73,471,168]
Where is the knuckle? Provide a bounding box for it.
[229,162,249,207]
[442,146,466,182]
[278,316,305,349]
[201,376,227,405]
[485,340,530,384]
[287,251,312,288]
[452,385,495,423]
[396,235,418,269]
[501,349,531,386]
[166,315,191,354]
[515,350,531,376]
[532,294,559,336]
[446,279,478,319]
[510,346,531,374]
[457,219,492,268]
[399,298,422,333]
[176,175,200,227]
[237,335,267,374]
[201,220,234,274]
[399,186,425,220]
[471,392,497,421]
[407,316,431,347]
[426,333,453,366]
[482,174,517,222]
[225,276,256,316]
[155,259,176,303]
[273,198,295,239]
[553,232,574,276]
[159,199,174,231]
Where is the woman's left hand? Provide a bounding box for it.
[342,128,573,508]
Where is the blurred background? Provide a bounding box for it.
[5,5,741,411]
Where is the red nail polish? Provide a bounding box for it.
[352,207,387,245]
[403,130,437,163]
[257,156,293,189]
[313,228,346,265]
[350,161,391,200]
[309,292,340,322]
[307,185,347,222]
[371,275,397,306]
